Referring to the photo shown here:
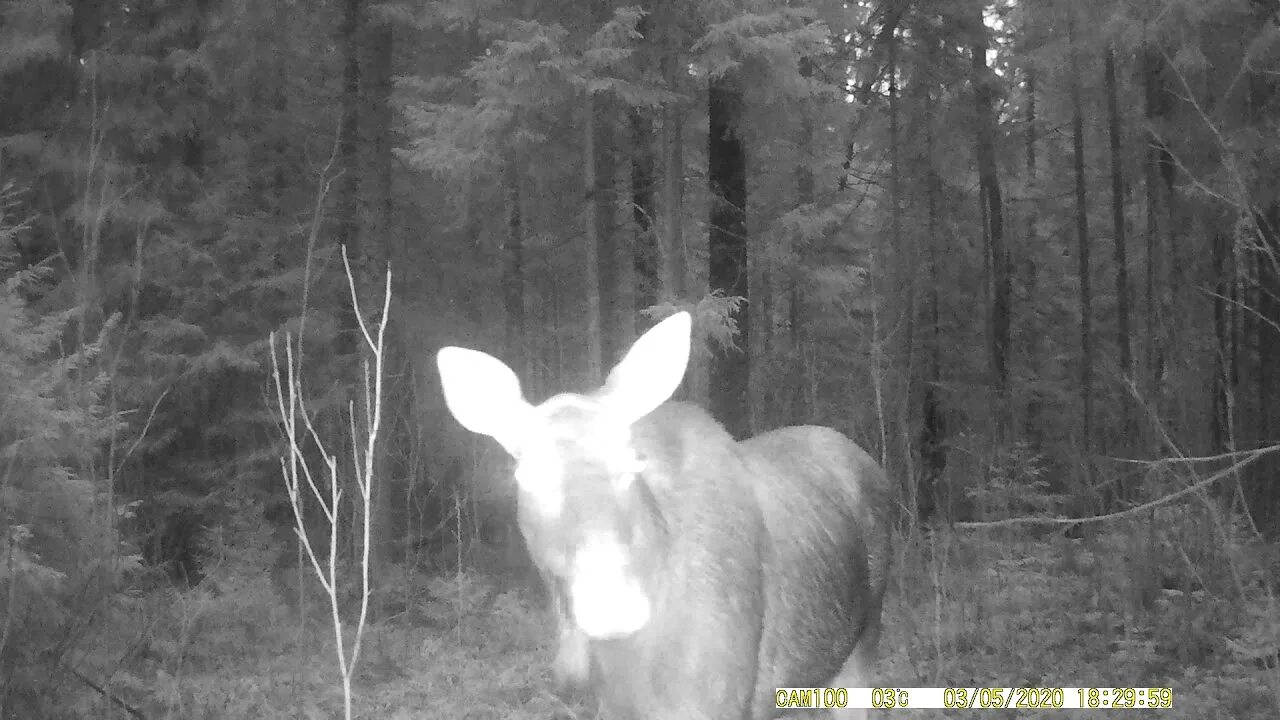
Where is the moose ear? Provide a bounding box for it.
[600,312,691,424]
[437,347,534,456]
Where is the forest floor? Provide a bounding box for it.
[59,521,1278,719]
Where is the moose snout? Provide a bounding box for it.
[567,532,652,639]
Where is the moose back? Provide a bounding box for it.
[437,312,890,719]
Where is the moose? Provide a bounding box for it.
[437,311,890,719]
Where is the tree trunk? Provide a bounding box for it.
[970,5,1009,434]
[791,56,815,425]
[659,91,689,404]
[888,27,911,475]
[1104,48,1133,498]
[335,0,362,356]
[753,234,771,430]
[1024,66,1042,446]
[1157,72,1178,421]
[1250,206,1280,533]
[583,95,604,382]
[919,79,945,523]
[659,3,686,307]
[632,108,658,315]
[334,0,363,570]
[1143,47,1176,442]
[1069,14,1094,487]
[594,98,623,369]
[1212,232,1229,454]
[661,108,685,304]
[1105,49,1132,388]
[1143,50,1163,413]
[631,10,658,318]
[360,21,396,576]
[459,176,486,325]
[708,72,750,438]
[502,155,525,377]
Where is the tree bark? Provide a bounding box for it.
[661,118,685,299]
[888,27,911,473]
[659,2,686,306]
[360,21,396,575]
[1024,66,1042,446]
[1253,206,1280,533]
[583,95,604,382]
[919,77,945,523]
[1104,49,1134,461]
[632,108,658,315]
[1069,14,1094,481]
[334,0,362,356]
[661,109,685,304]
[631,11,658,317]
[1212,231,1229,454]
[969,4,1009,433]
[502,155,525,377]
[594,98,623,369]
[1143,46,1176,439]
[708,71,750,438]
[791,56,815,425]
[1143,50,1162,410]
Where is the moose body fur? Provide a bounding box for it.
[436,312,891,720]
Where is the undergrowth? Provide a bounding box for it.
[47,506,1280,719]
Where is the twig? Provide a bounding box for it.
[955,443,1280,530]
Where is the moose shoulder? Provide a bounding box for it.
[437,312,890,719]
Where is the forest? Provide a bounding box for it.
[1,0,1278,716]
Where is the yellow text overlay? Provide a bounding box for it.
[775,687,1173,710]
